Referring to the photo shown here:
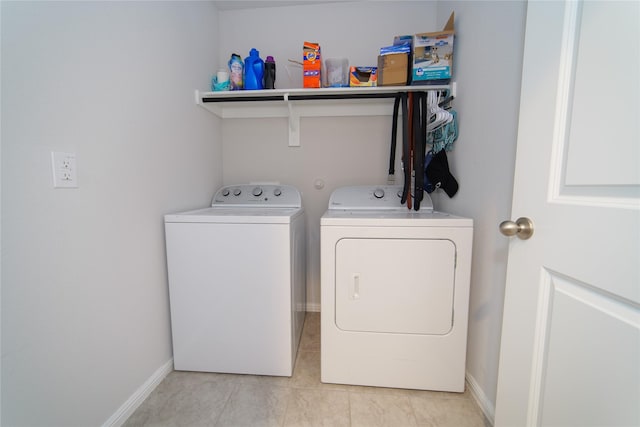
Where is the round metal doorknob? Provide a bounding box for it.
[499,217,534,240]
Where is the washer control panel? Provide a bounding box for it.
[212,184,301,208]
[328,185,433,211]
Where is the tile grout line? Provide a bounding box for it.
[212,377,240,427]
[280,378,295,427]
[347,389,353,427]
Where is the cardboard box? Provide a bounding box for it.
[377,53,409,86]
[303,41,322,88]
[412,12,455,85]
[349,67,378,87]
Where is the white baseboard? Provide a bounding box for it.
[466,371,495,426]
[102,358,173,427]
[306,303,321,312]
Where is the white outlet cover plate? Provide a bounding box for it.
[51,151,78,188]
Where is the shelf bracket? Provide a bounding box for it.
[284,93,300,147]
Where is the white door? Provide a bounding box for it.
[494,1,640,426]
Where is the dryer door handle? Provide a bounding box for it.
[351,273,361,300]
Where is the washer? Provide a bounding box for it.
[164,184,306,376]
[320,185,473,392]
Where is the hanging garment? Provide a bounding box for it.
[429,109,458,153]
[389,90,457,207]
[425,149,459,198]
[423,150,436,193]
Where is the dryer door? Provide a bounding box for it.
[335,238,456,335]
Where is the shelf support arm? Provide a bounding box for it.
[284,93,301,147]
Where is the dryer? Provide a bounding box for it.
[320,185,472,392]
[165,184,306,376]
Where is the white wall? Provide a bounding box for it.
[434,2,526,419]
[219,1,439,311]
[218,0,526,422]
[1,2,221,425]
[218,2,439,89]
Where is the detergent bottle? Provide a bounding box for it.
[228,53,244,90]
[244,48,265,90]
[264,56,276,89]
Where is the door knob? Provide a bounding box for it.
[499,217,534,240]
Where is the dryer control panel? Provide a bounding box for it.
[211,184,302,208]
[328,185,433,211]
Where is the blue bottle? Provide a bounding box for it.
[244,48,265,90]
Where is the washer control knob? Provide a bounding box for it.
[252,187,263,197]
[273,188,282,197]
[233,188,242,196]
[373,188,385,199]
[221,188,230,197]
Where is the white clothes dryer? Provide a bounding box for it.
[165,184,306,376]
[320,185,473,392]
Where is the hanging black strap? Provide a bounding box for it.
[413,92,428,210]
[400,93,411,205]
[412,92,422,210]
[388,94,402,184]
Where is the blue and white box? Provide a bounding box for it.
[412,12,455,85]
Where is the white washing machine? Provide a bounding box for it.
[321,185,473,392]
[164,184,306,376]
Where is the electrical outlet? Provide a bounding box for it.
[51,152,78,188]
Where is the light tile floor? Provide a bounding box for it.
[124,312,489,427]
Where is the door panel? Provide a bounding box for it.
[563,2,639,187]
[536,272,640,426]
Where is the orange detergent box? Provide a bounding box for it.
[303,41,321,88]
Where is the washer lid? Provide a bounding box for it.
[165,206,303,224]
[212,184,302,208]
[328,185,433,211]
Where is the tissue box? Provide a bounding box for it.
[349,67,377,87]
[412,12,455,85]
[377,53,409,86]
